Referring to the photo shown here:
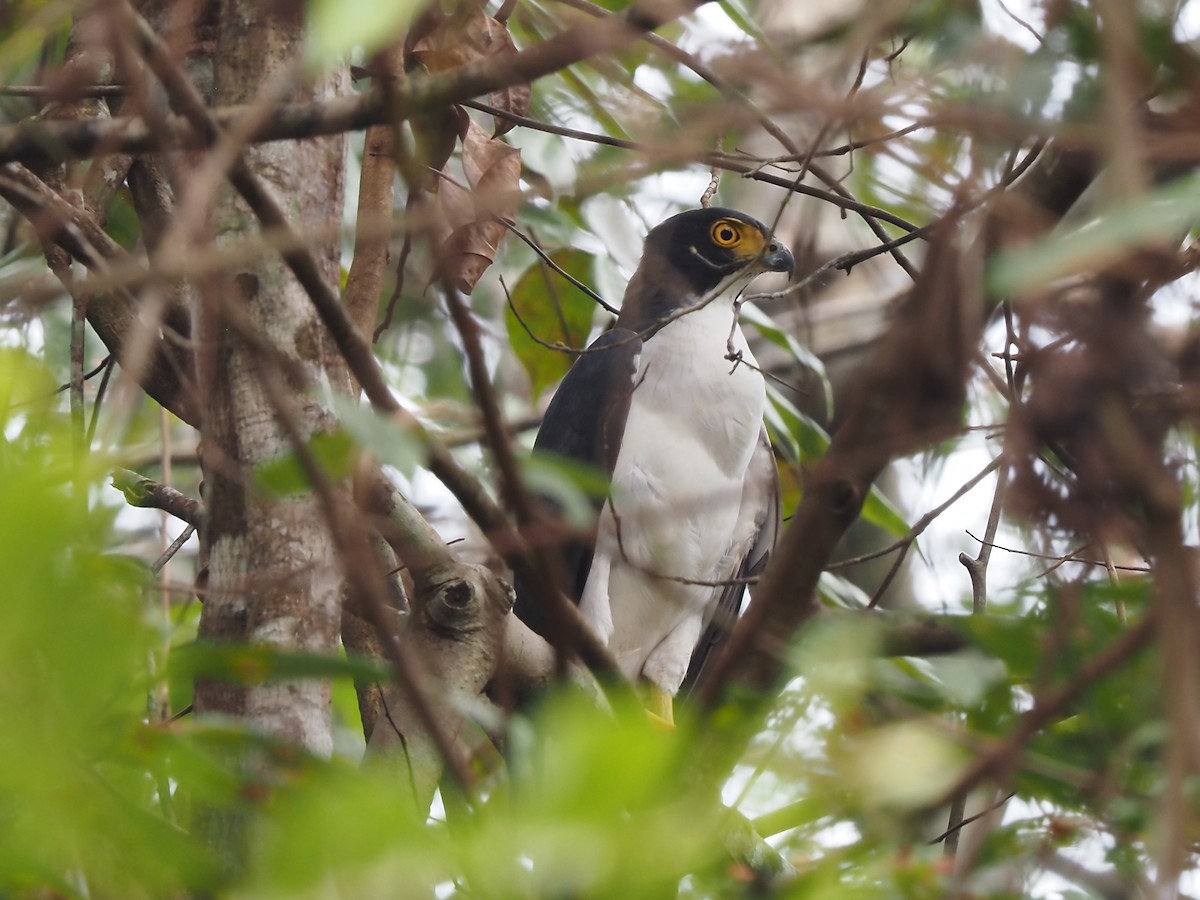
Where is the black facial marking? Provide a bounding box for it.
[644,207,774,295]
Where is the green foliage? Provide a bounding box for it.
[305,0,424,69]
[332,395,427,476]
[989,168,1200,295]
[6,0,1198,895]
[505,248,599,398]
[520,450,612,527]
[171,642,392,687]
[0,350,211,896]
[0,340,1170,895]
[252,429,357,497]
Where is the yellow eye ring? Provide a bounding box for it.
[710,220,741,247]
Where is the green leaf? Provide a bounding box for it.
[818,571,872,609]
[330,395,426,477]
[521,451,610,528]
[741,302,834,417]
[989,169,1200,295]
[111,467,156,506]
[170,642,390,686]
[764,383,830,464]
[305,0,424,68]
[253,430,356,497]
[859,481,909,538]
[715,0,771,46]
[505,248,599,398]
[764,386,908,536]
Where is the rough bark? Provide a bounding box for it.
[193,3,347,755]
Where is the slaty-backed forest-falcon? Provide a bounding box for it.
[516,207,795,723]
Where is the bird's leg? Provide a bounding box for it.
[647,685,675,729]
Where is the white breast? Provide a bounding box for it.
[578,295,767,692]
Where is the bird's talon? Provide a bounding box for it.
[646,710,676,731]
[648,685,675,729]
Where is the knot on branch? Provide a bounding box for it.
[422,563,514,637]
[426,577,479,635]
[829,478,861,524]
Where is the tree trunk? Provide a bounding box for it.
[193,2,347,753]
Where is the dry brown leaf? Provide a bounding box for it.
[411,105,468,187]
[410,6,509,73]
[488,80,531,136]
[442,223,503,293]
[408,4,530,135]
[482,27,530,135]
[428,119,520,293]
[461,119,519,197]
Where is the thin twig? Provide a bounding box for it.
[928,791,1017,846]
[830,453,998,573]
[84,355,115,449]
[963,532,1150,573]
[150,523,196,575]
[502,220,617,314]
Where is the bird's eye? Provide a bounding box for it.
[710,220,741,247]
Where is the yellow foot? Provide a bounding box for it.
[647,685,675,730]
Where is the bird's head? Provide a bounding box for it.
[615,207,795,333]
[647,207,795,296]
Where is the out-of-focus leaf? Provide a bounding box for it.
[741,301,834,417]
[764,386,908,537]
[235,763,442,898]
[793,611,882,711]
[763,389,817,516]
[170,642,390,686]
[506,248,597,397]
[818,570,872,609]
[520,451,609,528]
[989,169,1200,295]
[306,0,424,68]
[0,7,71,81]
[253,429,356,497]
[841,719,967,810]
[764,383,829,464]
[492,692,719,897]
[0,349,215,896]
[715,0,771,46]
[953,612,1044,682]
[330,395,425,476]
[860,482,909,538]
[104,186,141,250]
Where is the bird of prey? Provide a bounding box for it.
[517,207,794,723]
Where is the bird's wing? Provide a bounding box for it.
[681,427,781,696]
[514,327,642,638]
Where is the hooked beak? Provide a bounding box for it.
[762,241,795,279]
